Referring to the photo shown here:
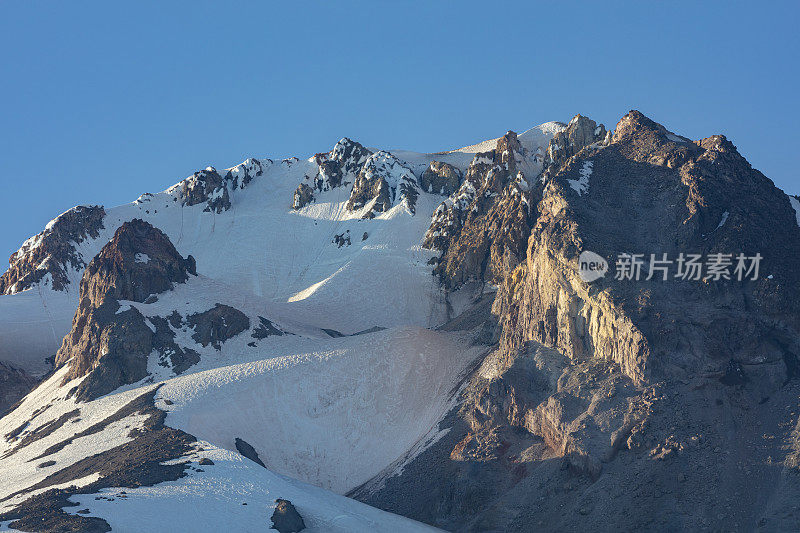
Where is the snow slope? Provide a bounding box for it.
[0,122,566,376]
[453,122,565,154]
[0,124,556,530]
[0,368,443,532]
[156,326,484,494]
[64,445,441,533]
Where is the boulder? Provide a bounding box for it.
[270,499,305,532]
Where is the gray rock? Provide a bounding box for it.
[234,437,265,468]
[187,304,250,349]
[271,499,306,532]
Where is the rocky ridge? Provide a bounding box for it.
[292,137,372,209]
[356,110,800,531]
[53,218,198,400]
[169,157,264,214]
[0,205,105,294]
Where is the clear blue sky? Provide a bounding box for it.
[1,1,798,260]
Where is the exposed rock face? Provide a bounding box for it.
[271,499,306,533]
[187,304,250,349]
[291,138,420,217]
[234,437,266,468]
[173,167,231,213]
[291,138,372,210]
[54,219,197,400]
[171,158,263,214]
[424,131,534,288]
[0,205,105,294]
[77,218,195,306]
[291,183,314,209]
[361,111,800,531]
[252,316,285,339]
[544,114,608,170]
[148,314,201,375]
[321,137,373,190]
[483,111,800,445]
[224,157,264,191]
[0,362,37,416]
[420,161,461,196]
[346,151,419,217]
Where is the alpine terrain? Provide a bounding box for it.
[1,110,800,532]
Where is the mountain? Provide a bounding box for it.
[1,111,800,532]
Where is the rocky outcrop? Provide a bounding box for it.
[252,316,284,339]
[291,183,314,209]
[224,157,264,191]
[0,205,105,294]
[478,109,800,450]
[291,138,420,217]
[291,138,372,210]
[424,131,534,288]
[0,389,197,532]
[54,219,197,400]
[187,304,250,349]
[346,151,419,217]
[544,114,608,170]
[234,437,266,468]
[420,161,461,196]
[271,499,306,532]
[171,158,263,214]
[172,167,231,213]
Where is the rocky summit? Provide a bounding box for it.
[1,111,800,532]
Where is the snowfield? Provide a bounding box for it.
[157,326,484,494]
[0,128,559,531]
[63,445,442,533]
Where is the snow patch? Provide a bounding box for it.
[716,211,729,229]
[789,196,800,227]
[568,160,593,196]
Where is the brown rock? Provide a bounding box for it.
[420,161,462,196]
[0,205,105,294]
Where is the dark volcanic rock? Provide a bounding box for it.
[148,315,201,375]
[234,437,266,467]
[0,205,105,294]
[252,316,284,339]
[332,232,351,248]
[53,219,197,400]
[271,499,306,532]
[187,304,250,349]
